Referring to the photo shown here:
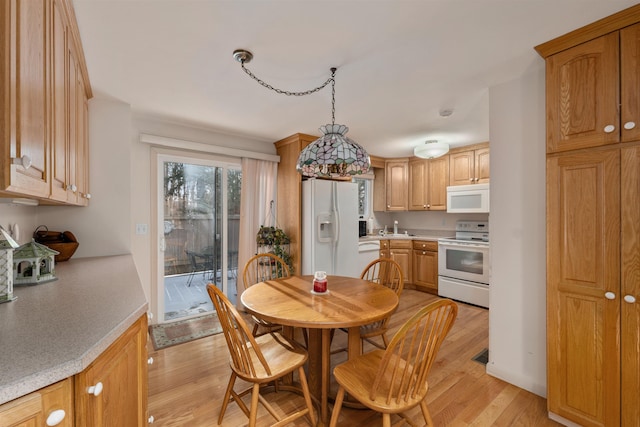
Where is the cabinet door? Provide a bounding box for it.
[449,151,474,186]
[73,59,90,205]
[474,148,490,183]
[621,145,640,425]
[546,33,619,153]
[426,156,449,209]
[75,315,148,427]
[385,160,408,211]
[389,248,411,284]
[621,23,640,143]
[412,249,437,293]
[50,0,68,202]
[547,149,620,426]
[0,379,73,427]
[0,0,49,198]
[408,159,427,210]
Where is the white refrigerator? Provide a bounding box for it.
[302,179,360,277]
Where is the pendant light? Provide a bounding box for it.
[233,49,370,178]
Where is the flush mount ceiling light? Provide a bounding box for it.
[233,49,370,178]
[414,140,450,159]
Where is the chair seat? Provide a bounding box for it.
[333,350,428,413]
[231,332,308,383]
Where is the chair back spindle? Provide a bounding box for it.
[371,299,457,405]
[207,285,271,378]
[243,253,290,288]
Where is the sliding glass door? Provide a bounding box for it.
[157,153,240,322]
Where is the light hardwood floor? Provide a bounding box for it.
[147,289,560,426]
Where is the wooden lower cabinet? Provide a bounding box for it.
[0,378,73,427]
[75,314,148,427]
[380,239,440,291]
[380,240,412,285]
[412,240,438,294]
[0,315,148,427]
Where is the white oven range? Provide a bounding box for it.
[438,220,489,308]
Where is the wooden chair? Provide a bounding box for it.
[359,258,404,349]
[242,253,290,336]
[206,284,316,427]
[329,299,458,427]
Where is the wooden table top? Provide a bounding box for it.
[241,275,399,329]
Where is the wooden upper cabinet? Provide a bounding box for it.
[0,0,50,199]
[0,0,91,205]
[543,22,640,152]
[50,0,91,205]
[50,0,68,202]
[621,23,640,143]
[545,33,619,153]
[408,156,449,210]
[449,145,489,186]
[385,159,408,211]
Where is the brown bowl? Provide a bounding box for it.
[34,229,79,262]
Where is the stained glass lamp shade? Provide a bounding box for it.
[296,124,371,178]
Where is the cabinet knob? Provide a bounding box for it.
[427,204,431,208]
[604,291,616,300]
[469,178,474,182]
[11,155,32,170]
[148,415,155,423]
[85,193,92,199]
[475,178,479,182]
[87,381,103,396]
[148,356,154,365]
[423,204,427,208]
[624,121,636,130]
[603,124,616,133]
[422,251,426,255]
[624,295,636,304]
[66,184,78,192]
[46,409,66,426]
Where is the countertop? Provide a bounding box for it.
[359,229,454,241]
[0,254,148,405]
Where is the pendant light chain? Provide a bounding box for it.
[239,61,334,97]
[330,67,336,126]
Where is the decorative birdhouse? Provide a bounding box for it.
[0,227,19,302]
[13,240,59,285]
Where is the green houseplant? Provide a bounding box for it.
[256,226,293,273]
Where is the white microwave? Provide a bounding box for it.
[446,183,490,213]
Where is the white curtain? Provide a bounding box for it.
[238,158,277,309]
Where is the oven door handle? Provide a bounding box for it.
[439,242,488,250]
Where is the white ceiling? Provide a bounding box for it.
[72,0,637,158]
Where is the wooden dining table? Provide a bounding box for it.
[241,274,399,426]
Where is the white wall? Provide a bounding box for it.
[487,62,547,396]
[36,98,133,257]
[130,114,274,316]
[0,204,39,245]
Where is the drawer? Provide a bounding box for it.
[412,240,438,251]
[389,240,412,249]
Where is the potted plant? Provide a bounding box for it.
[256,225,293,273]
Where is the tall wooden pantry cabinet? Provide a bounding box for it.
[535,5,640,426]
